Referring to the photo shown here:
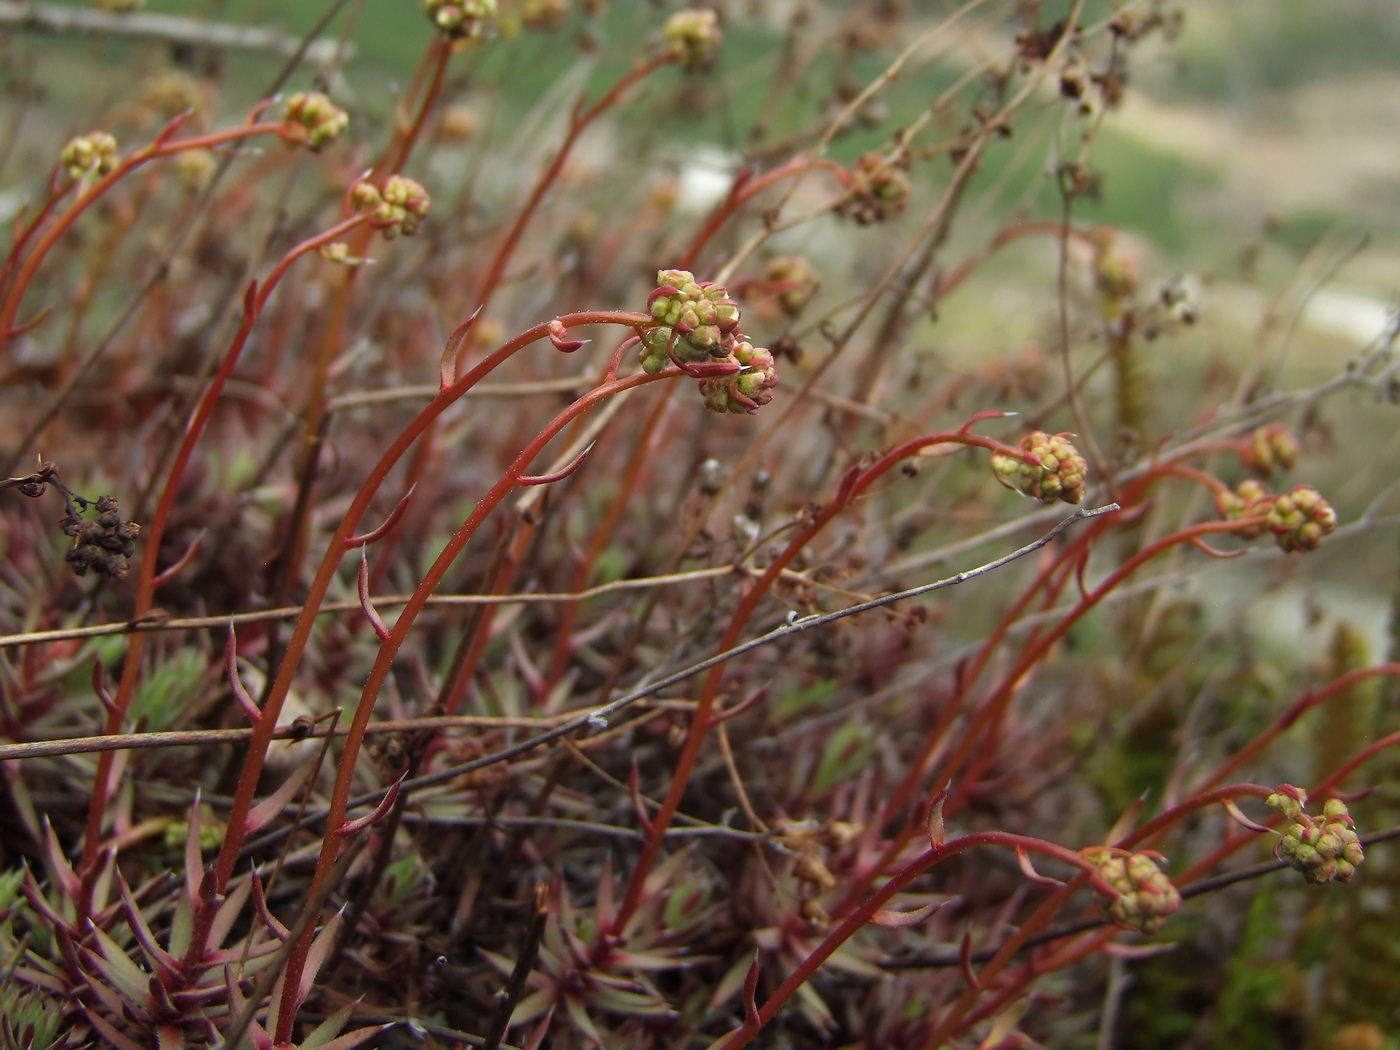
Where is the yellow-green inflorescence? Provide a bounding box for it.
[60,132,119,182]
[1268,785,1365,884]
[1083,847,1182,934]
[663,9,722,69]
[281,93,349,151]
[351,176,432,239]
[1215,481,1337,552]
[424,0,497,40]
[990,431,1088,505]
[642,269,777,414]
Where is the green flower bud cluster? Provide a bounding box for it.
[351,176,432,239]
[424,0,497,40]
[1265,484,1336,553]
[60,132,119,182]
[1084,847,1181,934]
[990,431,1088,505]
[838,152,910,225]
[663,9,722,69]
[1237,423,1300,476]
[700,340,777,414]
[281,93,349,151]
[643,269,743,368]
[641,269,777,414]
[1267,787,1364,884]
[1214,478,1272,539]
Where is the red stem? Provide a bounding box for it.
[273,366,673,1042]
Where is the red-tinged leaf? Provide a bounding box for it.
[357,551,391,643]
[306,1024,392,1050]
[82,1009,147,1050]
[151,108,192,148]
[959,408,1014,433]
[93,658,118,715]
[87,925,151,1005]
[595,854,615,931]
[246,754,319,834]
[119,874,178,977]
[298,1001,356,1049]
[296,909,346,1008]
[226,627,261,725]
[628,759,654,836]
[207,874,253,953]
[521,1006,555,1050]
[156,1025,185,1050]
[742,951,761,1029]
[347,484,416,548]
[1222,798,1272,834]
[1016,847,1065,888]
[1101,939,1179,959]
[1105,793,1147,847]
[440,306,483,389]
[703,1031,741,1050]
[870,903,940,927]
[927,787,948,848]
[250,871,289,941]
[564,996,605,1046]
[610,950,691,972]
[184,794,204,908]
[153,531,204,589]
[510,989,554,1028]
[335,774,404,838]
[547,317,585,353]
[10,963,67,995]
[41,819,80,900]
[519,442,594,486]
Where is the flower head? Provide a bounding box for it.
[281,92,349,151]
[1268,789,1364,884]
[1237,423,1300,476]
[424,0,497,40]
[838,152,910,225]
[1084,847,1181,934]
[351,175,432,239]
[60,132,119,182]
[990,431,1088,505]
[663,9,721,69]
[1265,484,1336,553]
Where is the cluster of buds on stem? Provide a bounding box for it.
[663,9,722,69]
[1083,847,1181,934]
[761,255,821,317]
[350,175,432,239]
[642,270,777,413]
[424,0,497,40]
[60,496,140,580]
[1236,422,1300,476]
[280,93,349,151]
[1215,481,1337,552]
[1268,785,1365,884]
[838,151,910,225]
[990,431,1088,505]
[60,132,119,182]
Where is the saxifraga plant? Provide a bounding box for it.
[1,1,1399,1047]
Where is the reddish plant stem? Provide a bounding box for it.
[840,513,1266,921]
[467,53,673,343]
[0,175,71,300]
[676,156,850,270]
[0,116,289,345]
[537,391,673,705]
[78,214,367,907]
[609,425,1040,934]
[210,309,651,894]
[717,831,1101,1050]
[273,367,672,1042]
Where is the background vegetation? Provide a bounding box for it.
[1,1,1399,1048]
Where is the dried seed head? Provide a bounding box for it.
[838,152,910,225]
